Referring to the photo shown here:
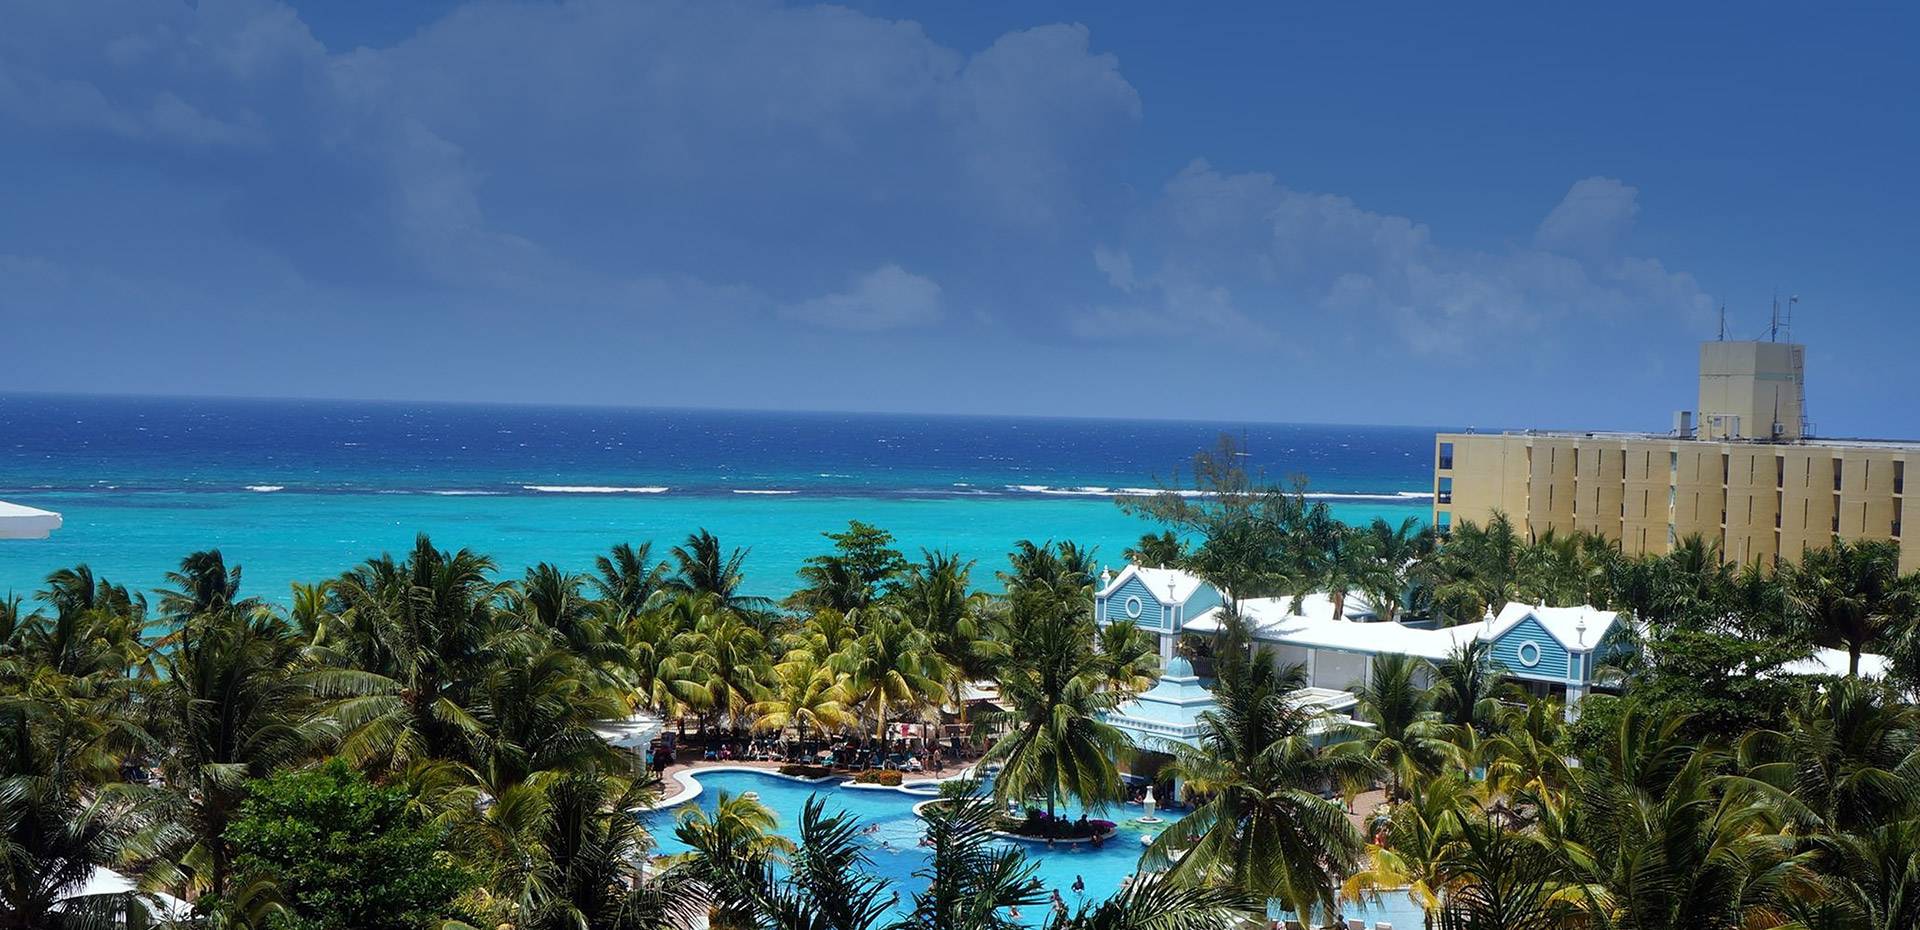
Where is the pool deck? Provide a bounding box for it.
[651,751,984,805]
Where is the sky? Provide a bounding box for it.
[2,1,1916,434]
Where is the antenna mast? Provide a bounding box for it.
[1717,305,1726,341]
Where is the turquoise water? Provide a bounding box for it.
[643,769,1426,928]
[1,395,1438,604]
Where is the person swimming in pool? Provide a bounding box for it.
[1071,875,1085,896]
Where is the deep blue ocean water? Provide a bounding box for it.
[0,394,1440,605]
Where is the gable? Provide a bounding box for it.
[1098,574,1170,632]
[1489,614,1572,681]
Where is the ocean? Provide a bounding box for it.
[0,394,1440,605]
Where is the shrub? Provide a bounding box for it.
[779,763,833,778]
[852,769,903,786]
[224,759,473,930]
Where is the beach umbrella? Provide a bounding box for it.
[0,500,61,539]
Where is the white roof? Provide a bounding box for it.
[1487,602,1618,651]
[1776,647,1892,680]
[0,500,62,539]
[1098,564,1210,605]
[1182,595,1618,662]
[59,867,191,921]
[589,711,663,749]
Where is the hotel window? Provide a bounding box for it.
[1437,477,1453,504]
[1721,454,1730,485]
[1776,457,1785,488]
[1438,442,1454,470]
[1833,460,1844,492]
[1897,462,1906,495]
[1896,518,1904,537]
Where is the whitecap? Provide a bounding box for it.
[521,485,668,494]
[732,489,797,495]
[245,485,285,492]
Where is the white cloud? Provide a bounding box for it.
[1534,177,1641,258]
[1092,246,1136,291]
[782,265,942,331]
[1082,161,1713,355]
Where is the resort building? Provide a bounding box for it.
[1433,338,1920,572]
[1093,564,1623,730]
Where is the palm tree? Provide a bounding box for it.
[749,652,851,756]
[895,552,1003,719]
[591,542,671,616]
[1342,774,1472,930]
[672,791,794,930]
[1342,652,1449,798]
[1432,815,1561,930]
[1425,513,1524,622]
[832,609,944,739]
[896,780,1044,930]
[667,530,775,618]
[1736,677,1920,834]
[1360,516,1431,623]
[1781,537,1915,677]
[1789,818,1920,930]
[683,600,770,731]
[1428,639,1508,736]
[136,608,327,902]
[1146,659,1379,923]
[321,534,512,770]
[984,589,1129,820]
[156,549,252,623]
[498,773,706,930]
[1094,619,1160,696]
[1315,523,1384,621]
[1043,874,1259,930]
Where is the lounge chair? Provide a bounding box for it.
[1347,920,1365,930]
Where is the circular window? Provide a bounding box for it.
[1124,595,1144,619]
[1516,640,1542,668]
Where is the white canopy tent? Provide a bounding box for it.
[0,500,62,539]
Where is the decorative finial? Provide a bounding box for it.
[1576,618,1587,646]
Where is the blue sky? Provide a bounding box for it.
[2,1,1915,434]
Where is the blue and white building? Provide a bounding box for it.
[1094,564,1623,725]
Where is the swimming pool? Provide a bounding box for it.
[640,768,1427,928]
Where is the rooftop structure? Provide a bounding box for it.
[0,500,62,539]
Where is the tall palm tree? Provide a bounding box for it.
[320,534,512,770]
[1428,639,1508,737]
[984,591,1129,819]
[1425,513,1524,622]
[1094,619,1160,696]
[1781,537,1915,677]
[156,549,252,623]
[895,552,1003,718]
[1315,523,1385,621]
[1360,516,1431,624]
[1432,815,1561,930]
[136,608,327,901]
[1146,659,1379,923]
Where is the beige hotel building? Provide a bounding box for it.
[1433,340,1920,573]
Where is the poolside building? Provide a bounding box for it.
[1433,337,1920,572]
[1094,564,1622,720]
[0,500,62,539]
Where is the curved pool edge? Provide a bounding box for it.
[646,763,982,812]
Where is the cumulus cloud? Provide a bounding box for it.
[782,265,942,331]
[1081,161,1712,355]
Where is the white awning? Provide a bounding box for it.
[58,867,192,921]
[0,501,62,539]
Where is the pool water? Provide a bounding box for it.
[641,769,1426,928]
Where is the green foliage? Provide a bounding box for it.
[224,760,472,930]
